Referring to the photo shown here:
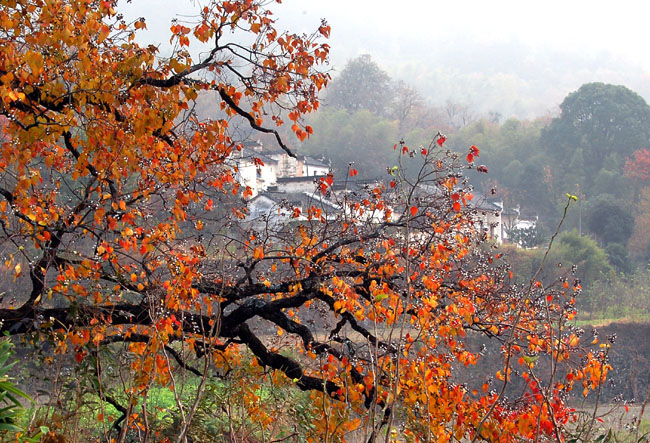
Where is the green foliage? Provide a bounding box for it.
[581,268,650,320]
[586,198,635,246]
[0,340,36,438]
[499,244,541,284]
[604,242,632,274]
[450,117,553,212]
[188,360,317,442]
[548,230,613,283]
[543,82,650,191]
[326,55,393,117]
[592,167,629,199]
[504,230,613,288]
[302,108,398,178]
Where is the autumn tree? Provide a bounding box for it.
[0,1,609,441]
[624,148,650,183]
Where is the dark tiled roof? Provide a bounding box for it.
[302,156,329,167]
[277,175,327,183]
[231,146,279,165]
[250,191,340,212]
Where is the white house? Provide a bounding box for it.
[229,141,332,198]
[302,157,330,176]
[245,190,342,228]
[471,197,505,244]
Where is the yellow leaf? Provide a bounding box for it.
[565,193,578,202]
[253,247,263,260]
[25,51,44,75]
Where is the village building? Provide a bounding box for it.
[231,141,533,245]
[229,141,332,197]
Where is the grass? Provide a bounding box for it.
[573,313,650,328]
[568,404,650,442]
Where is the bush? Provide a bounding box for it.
[0,340,40,439]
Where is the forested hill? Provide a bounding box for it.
[295,56,650,288]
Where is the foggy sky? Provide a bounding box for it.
[121,0,650,119]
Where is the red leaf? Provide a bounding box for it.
[453,201,461,212]
[318,24,331,38]
[410,206,418,217]
[402,146,409,154]
[451,192,460,201]
[325,173,334,186]
[466,153,474,163]
[350,168,358,177]
[437,136,446,146]
[390,180,396,188]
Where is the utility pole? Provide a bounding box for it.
[577,183,582,236]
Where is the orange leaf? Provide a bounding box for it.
[253,247,264,260]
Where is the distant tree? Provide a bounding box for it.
[586,198,634,246]
[624,148,650,182]
[301,108,398,178]
[517,160,556,216]
[605,243,632,274]
[543,83,650,181]
[506,225,544,249]
[392,80,427,133]
[629,187,650,260]
[547,230,614,284]
[451,117,553,215]
[444,100,475,130]
[592,167,629,199]
[326,55,393,116]
[488,110,502,124]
